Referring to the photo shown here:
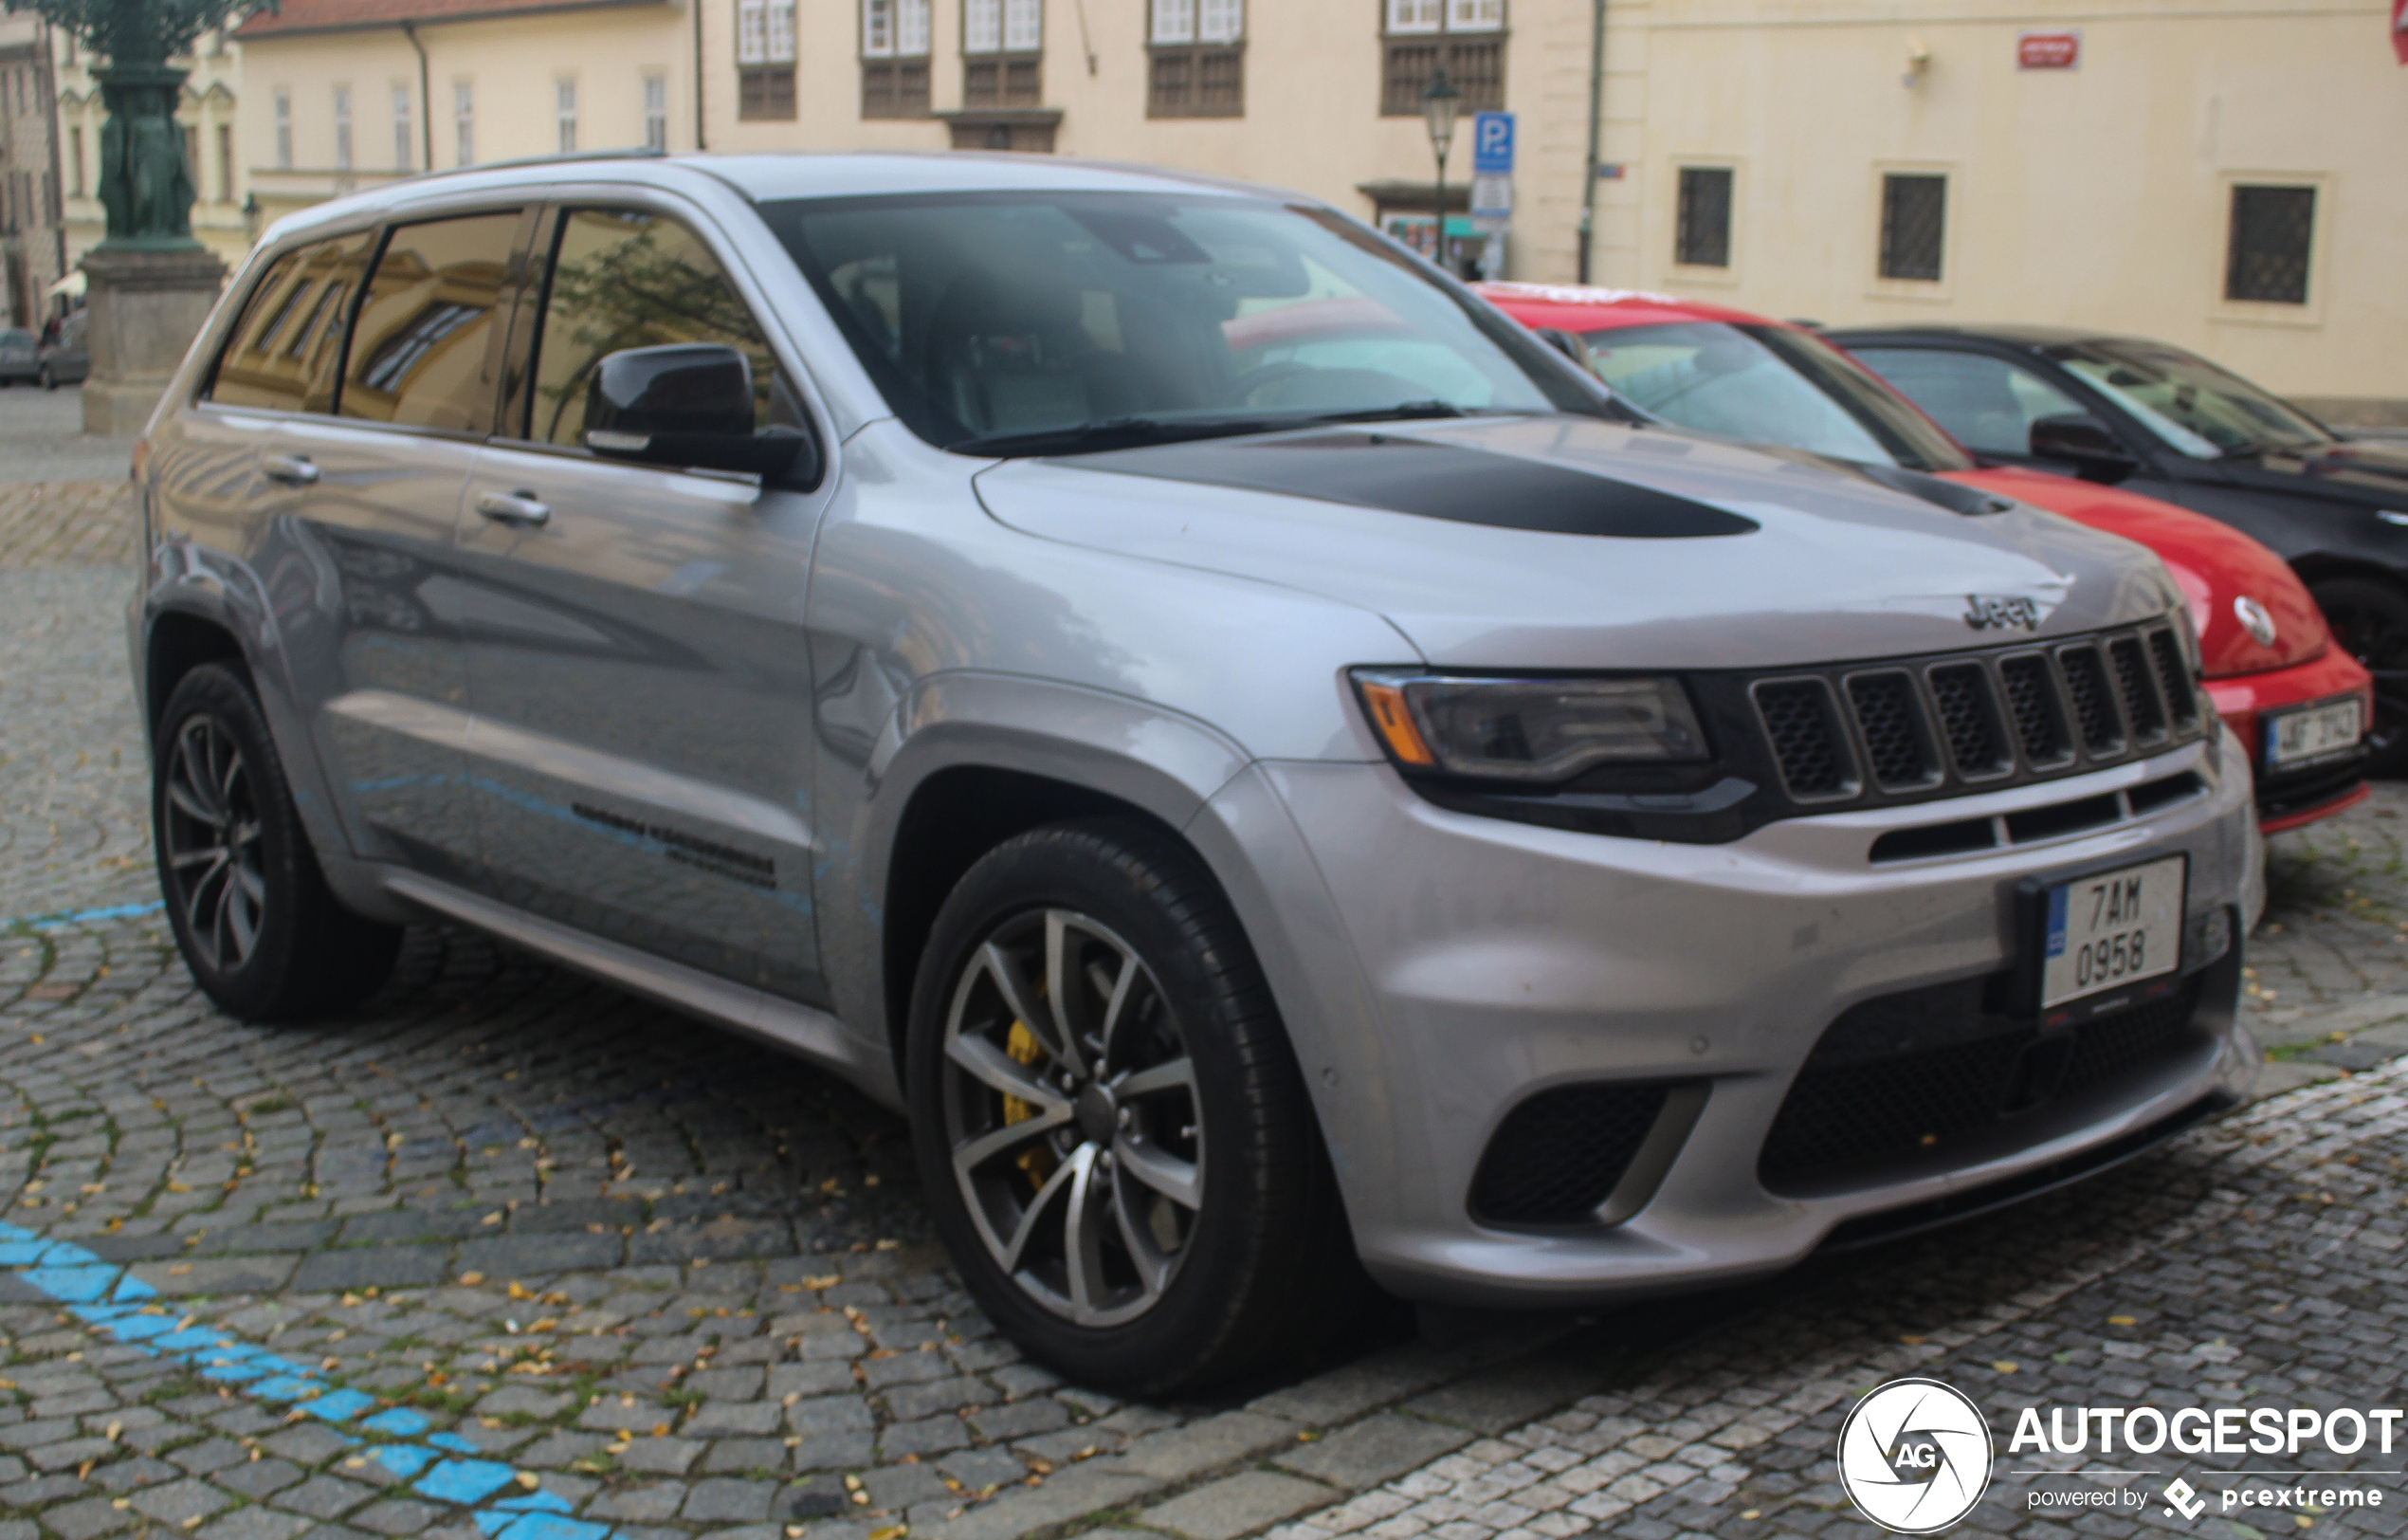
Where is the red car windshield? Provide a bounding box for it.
[1571,321,1975,474]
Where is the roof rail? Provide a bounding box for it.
[392,145,668,188]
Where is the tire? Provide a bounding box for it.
[2309,578,2408,779]
[906,816,1373,1396]
[153,663,403,1020]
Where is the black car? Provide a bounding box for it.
[1831,323,2408,774]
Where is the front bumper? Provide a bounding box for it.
[2206,648,2373,834]
[1252,729,2258,1309]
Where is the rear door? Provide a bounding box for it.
[244,207,533,878]
[455,199,833,1000]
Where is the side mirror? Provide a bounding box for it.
[1536,327,1587,366]
[2028,412,2137,484]
[584,343,818,486]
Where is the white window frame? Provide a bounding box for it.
[392,82,412,171]
[1385,0,1440,33]
[332,84,352,172]
[556,78,577,154]
[963,0,1001,53]
[741,0,798,64]
[1150,0,1194,44]
[453,81,473,166]
[643,74,667,151]
[272,91,291,170]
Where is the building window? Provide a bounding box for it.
[333,85,353,172]
[963,0,1041,108]
[1878,172,1944,282]
[1381,0,1503,117]
[738,0,798,119]
[556,78,577,153]
[861,0,931,118]
[1149,0,1242,117]
[183,124,200,184]
[216,124,234,202]
[2225,185,2313,305]
[392,83,412,171]
[68,126,83,196]
[643,74,668,149]
[1674,166,1732,268]
[453,82,474,165]
[272,92,291,170]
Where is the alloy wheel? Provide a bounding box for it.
[939,908,1204,1328]
[162,713,268,974]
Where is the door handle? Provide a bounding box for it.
[262,454,319,486]
[476,489,552,528]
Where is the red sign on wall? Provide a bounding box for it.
[2017,30,2081,67]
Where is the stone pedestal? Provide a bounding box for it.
[80,246,226,436]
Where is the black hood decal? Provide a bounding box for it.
[1053,431,1760,538]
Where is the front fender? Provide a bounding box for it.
[820,670,1254,1075]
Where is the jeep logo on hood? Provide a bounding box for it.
[1964,595,2047,632]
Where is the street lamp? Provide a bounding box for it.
[1420,64,1460,269]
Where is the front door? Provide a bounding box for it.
[457,203,831,999]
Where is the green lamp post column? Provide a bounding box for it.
[4,0,277,430]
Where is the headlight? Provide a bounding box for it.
[1350,669,1710,782]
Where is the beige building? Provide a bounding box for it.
[109,0,2398,415]
[51,23,250,274]
[1,13,67,329]
[231,0,697,227]
[689,0,2402,418]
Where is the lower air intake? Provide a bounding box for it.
[1470,1082,1672,1225]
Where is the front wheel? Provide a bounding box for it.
[2310,577,2408,779]
[154,663,403,1020]
[906,817,1371,1396]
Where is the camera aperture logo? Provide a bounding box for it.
[1838,1379,1995,1533]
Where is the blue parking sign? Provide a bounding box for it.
[1471,113,1514,174]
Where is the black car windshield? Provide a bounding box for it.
[758,192,1590,453]
[2050,339,2332,458]
[1570,321,1973,473]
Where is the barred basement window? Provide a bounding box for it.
[1879,173,1945,282]
[1149,0,1243,118]
[2225,185,2313,304]
[738,0,798,119]
[862,0,931,117]
[1675,166,1731,267]
[1381,0,1502,116]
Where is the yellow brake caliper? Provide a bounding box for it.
[1002,1020,1058,1191]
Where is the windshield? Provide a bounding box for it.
[1571,321,1972,472]
[2051,339,2332,457]
[759,192,1588,453]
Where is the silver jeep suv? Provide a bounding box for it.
[132,152,2261,1393]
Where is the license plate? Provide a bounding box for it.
[2264,698,2362,770]
[2041,855,2186,1009]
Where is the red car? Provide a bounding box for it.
[1480,283,2371,834]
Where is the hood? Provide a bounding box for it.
[1950,467,2328,677]
[974,415,2184,670]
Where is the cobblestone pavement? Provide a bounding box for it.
[7,484,2408,1540]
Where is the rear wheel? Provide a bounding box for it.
[2310,578,2408,778]
[154,664,403,1019]
[906,817,1371,1396]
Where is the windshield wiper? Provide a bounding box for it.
[1303,400,1480,425]
[950,414,1296,457]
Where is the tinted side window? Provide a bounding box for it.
[205,232,374,412]
[341,211,521,431]
[528,209,775,448]
[1850,347,2084,459]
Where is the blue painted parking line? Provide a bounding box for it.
[0,898,166,930]
[0,1220,621,1539]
